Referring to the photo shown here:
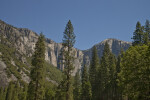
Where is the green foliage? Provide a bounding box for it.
[0,81,27,100]
[55,79,67,100]
[89,46,99,99]
[0,87,7,100]
[81,65,92,100]
[11,82,20,100]
[145,20,150,40]
[0,35,30,81]
[119,45,150,99]
[45,62,63,83]
[27,33,46,100]
[18,83,28,100]
[60,20,76,100]
[132,21,144,45]
[97,42,117,100]
[132,20,150,45]
[6,82,15,100]
[44,81,56,100]
[73,70,81,100]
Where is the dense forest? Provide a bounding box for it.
[0,20,150,100]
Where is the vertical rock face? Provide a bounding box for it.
[0,20,132,77]
[83,38,132,64]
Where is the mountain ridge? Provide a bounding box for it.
[0,20,131,86]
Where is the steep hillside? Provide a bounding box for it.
[0,20,63,87]
[0,20,83,75]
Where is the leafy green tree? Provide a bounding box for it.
[27,33,46,100]
[119,45,150,100]
[81,65,92,100]
[89,46,99,99]
[60,20,76,100]
[132,21,144,45]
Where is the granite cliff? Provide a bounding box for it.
[0,20,131,86]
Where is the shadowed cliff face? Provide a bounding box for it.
[0,20,131,83]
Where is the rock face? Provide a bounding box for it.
[0,20,132,78]
[83,38,131,65]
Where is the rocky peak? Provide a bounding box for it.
[83,38,131,65]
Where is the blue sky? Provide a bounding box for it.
[0,0,150,50]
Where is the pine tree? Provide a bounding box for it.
[99,42,116,100]
[81,65,92,100]
[114,50,124,100]
[12,82,19,100]
[132,21,144,45]
[89,46,99,99]
[145,20,150,39]
[100,42,110,99]
[6,82,14,100]
[59,20,76,100]
[73,70,81,100]
[143,20,150,44]
[19,84,28,100]
[108,53,116,100]
[55,79,66,100]
[27,33,46,100]
[4,87,7,100]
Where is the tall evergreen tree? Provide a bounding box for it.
[89,46,99,99]
[143,20,150,44]
[73,70,81,100]
[132,21,144,45]
[60,20,76,100]
[100,42,110,99]
[81,65,92,100]
[27,33,46,100]
[114,50,124,100]
[145,20,150,38]
[98,42,116,100]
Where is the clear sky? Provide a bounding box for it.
[0,0,150,50]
